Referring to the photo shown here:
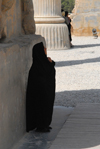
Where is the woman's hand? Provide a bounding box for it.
[44,47,47,55]
[48,57,52,63]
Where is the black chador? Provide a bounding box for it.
[26,42,56,132]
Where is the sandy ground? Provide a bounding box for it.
[48,36,100,107]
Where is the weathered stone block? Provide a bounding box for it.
[0,35,45,149]
[0,0,22,39]
[0,1,45,149]
[71,0,100,36]
[0,0,35,40]
[72,15,84,29]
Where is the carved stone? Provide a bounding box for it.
[22,0,35,34]
[0,0,35,40]
[1,0,15,12]
[0,1,45,149]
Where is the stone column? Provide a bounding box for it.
[33,0,70,50]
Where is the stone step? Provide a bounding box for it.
[49,104,100,149]
[12,106,74,149]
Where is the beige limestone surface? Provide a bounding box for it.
[0,0,35,40]
[0,1,45,149]
[0,35,45,149]
[22,0,35,34]
[71,0,100,36]
[0,0,22,39]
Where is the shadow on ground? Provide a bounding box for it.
[55,89,100,107]
[13,89,100,149]
[73,43,100,49]
[13,106,74,149]
[56,57,100,67]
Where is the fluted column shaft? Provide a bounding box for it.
[34,0,61,16]
[33,0,70,50]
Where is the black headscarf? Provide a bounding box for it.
[32,42,55,77]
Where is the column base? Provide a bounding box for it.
[35,23,70,50]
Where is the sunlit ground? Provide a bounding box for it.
[48,36,100,107]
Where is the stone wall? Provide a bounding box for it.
[0,0,35,40]
[0,35,45,149]
[0,0,22,39]
[0,0,45,148]
[71,0,100,36]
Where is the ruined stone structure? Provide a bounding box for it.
[0,1,45,149]
[71,0,100,36]
[34,0,70,50]
[0,0,70,148]
[0,0,36,40]
[1,0,100,148]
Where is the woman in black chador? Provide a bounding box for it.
[26,42,56,132]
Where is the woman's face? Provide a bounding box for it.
[44,47,47,55]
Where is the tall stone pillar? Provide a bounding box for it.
[33,0,70,50]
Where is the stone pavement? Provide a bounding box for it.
[13,106,74,149]
[49,103,100,149]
